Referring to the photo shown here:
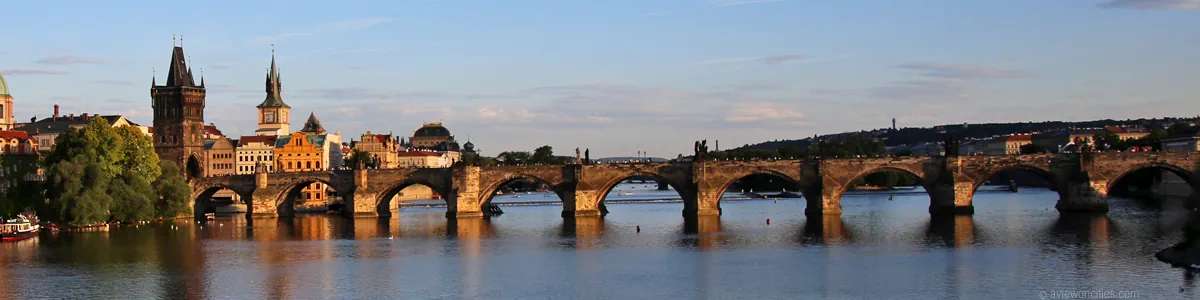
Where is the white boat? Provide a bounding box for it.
[2,215,40,242]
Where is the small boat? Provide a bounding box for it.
[1,214,40,242]
[205,213,216,220]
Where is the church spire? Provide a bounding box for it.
[164,45,196,87]
[258,45,289,108]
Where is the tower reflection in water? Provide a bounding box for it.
[926,215,977,248]
[682,215,725,250]
[800,214,853,246]
[560,216,606,249]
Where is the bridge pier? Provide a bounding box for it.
[684,188,721,218]
[565,189,605,218]
[250,189,281,217]
[1055,179,1109,213]
[803,191,843,216]
[928,181,975,215]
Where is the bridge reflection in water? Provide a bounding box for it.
[8,189,1200,299]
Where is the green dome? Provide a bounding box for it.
[0,72,9,95]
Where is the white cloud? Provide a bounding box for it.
[698,54,805,66]
[725,102,804,123]
[248,17,394,44]
[711,0,782,7]
[895,62,1032,80]
[37,55,111,65]
[1,68,69,75]
[1099,0,1200,9]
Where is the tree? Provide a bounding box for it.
[45,117,124,177]
[154,161,192,218]
[344,149,377,169]
[1019,143,1048,154]
[1092,131,1126,151]
[1168,122,1194,135]
[497,151,532,165]
[114,126,162,180]
[42,117,177,223]
[109,171,156,222]
[46,157,114,225]
[530,145,556,164]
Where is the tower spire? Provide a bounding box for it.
[164,44,194,87]
[258,46,288,108]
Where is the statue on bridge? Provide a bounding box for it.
[576,148,582,165]
[694,140,709,161]
[584,148,591,164]
[942,135,960,157]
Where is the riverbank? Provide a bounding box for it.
[1156,212,1200,271]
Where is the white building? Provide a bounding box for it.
[236,135,277,174]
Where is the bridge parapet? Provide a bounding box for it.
[185,152,1200,220]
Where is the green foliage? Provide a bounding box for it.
[1168,123,1193,135]
[46,157,114,225]
[709,134,886,160]
[41,117,184,223]
[108,171,156,222]
[114,126,161,180]
[497,151,532,165]
[0,155,44,216]
[1092,130,1166,151]
[530,145,557,164]
[154,161,192,219]
[1019,143,1049,154]
[344,149,377,169]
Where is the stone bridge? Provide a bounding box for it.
[189,152,1200,219]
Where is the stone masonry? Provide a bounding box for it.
[190,152,1200,219]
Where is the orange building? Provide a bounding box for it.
[274,131,333,209]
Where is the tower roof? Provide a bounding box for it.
[163,46,197,87]
[301,112,325,133]
[0,71,9,95]
[258,51,289,108]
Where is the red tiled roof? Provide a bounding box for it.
[238,135,277,146]
[204,125,223,136]
[363,134,393,144]
[396,151,442,157]
[0,130,31,140]
[1105,126,1126,133]
[1007,134,1032,142]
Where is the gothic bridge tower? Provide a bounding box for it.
[152,44,207,178]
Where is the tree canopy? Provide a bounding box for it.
[36,117,192,224]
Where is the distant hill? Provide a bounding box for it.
[742,117,1199,150]
[595,157,668,163]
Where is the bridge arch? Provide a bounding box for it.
[715,168,802,196]
[835,166,929,198]
[969,164,1058,192]
[478,173,568,211]
[191,183,252,217]
[375,179,454,215]
[275,177,347,216]
[592,171,688,208]
[1104,162,1199,204]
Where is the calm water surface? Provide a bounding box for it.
[3,184,1196,299]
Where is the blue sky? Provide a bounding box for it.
[1,0,1198,157]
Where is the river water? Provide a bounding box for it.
[2,183,1195,299]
